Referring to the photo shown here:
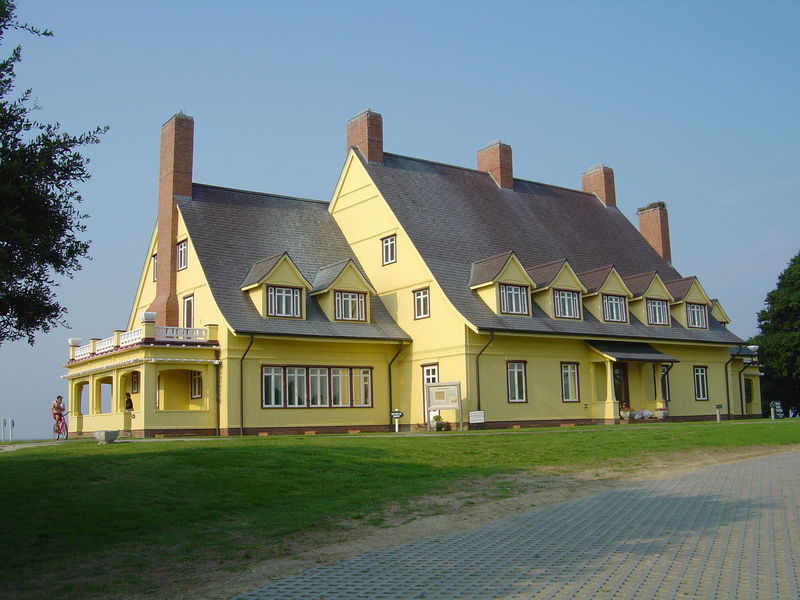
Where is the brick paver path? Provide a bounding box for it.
[233,450,800,599]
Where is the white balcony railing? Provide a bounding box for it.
[119,328,143,347]
[74,344,92,360]
[71,326,209,361]
[94,336,115,354]
[156,327,208,342]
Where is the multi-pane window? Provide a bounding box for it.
[286,367,307,407]
[561,363,580,402]
[602,295,627,322]
[414,288,430,319]
[647,299,669,325]
[507,362,527,403]
[744,378,753,404]
[687,303,707,328]
[335,291,366,321]
[152,254,157,282]
[693,366,709,400]
[268,286,301,318]
[183,295,194,328]
[331,368,351,407]
[382,235,396,265]
[177,240,187,270]
[352,369,372,406]
[660,365,670,402]
[262,367,284,407]
[309,368,329,407]
[190,371,202,399]
[554,290,580,319]
[500,284,529,315]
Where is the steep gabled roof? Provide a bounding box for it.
[178,184,409,341]
[240,253,285,289]
[469,251,514,287]
[577,265,615,294]
[623,271,658,297]
[355,150,741,345]
[311,259,376,295]
[526,259,567,287]
[665,276,697,302]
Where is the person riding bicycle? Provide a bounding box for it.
[52,395,66,424]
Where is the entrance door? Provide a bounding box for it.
[613,363,630,410]
[422,364,438,423]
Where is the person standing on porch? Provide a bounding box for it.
[125,393,133,411]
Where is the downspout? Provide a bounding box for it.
[475,332,494,412]
[387,342,405,430]
[239,335,254,436]
[724,345,743,420]
[214,348,221,436]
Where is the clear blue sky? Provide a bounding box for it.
[1,0,798,440]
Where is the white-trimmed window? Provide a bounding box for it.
[507,361,527,403]
[331,368,350,407]
[335,291,366,321]
[352,368,372,407]
[177,240,187,270]
[131,371,140,394]
[309,368,329,407]
[286,367,307,407]
[660,365,670,402]
[500,284,529,315]
[602,294,627,322]
[647,299,670,325]
[561,363,580,402]
[262,366,284,407]
[414,288,430,319]
[268,286,302,318]
[183,295,194,328]
[693,366,708,400]
[554,289,581,319]
[190,371,202,399]
[687,303,707,328]
[152,254,157,282]
[382,235,396,265]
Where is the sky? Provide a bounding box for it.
[1,0,798,440]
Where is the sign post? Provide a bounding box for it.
[390,409,404,433]
[715,404,723,423]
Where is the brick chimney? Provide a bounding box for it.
[477,140,513,189]
[637,202,672,263]
[581,164,616,207]
[346,109,383,163]
[148,112,194,326]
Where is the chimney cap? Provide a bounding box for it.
[584,163,611,174]
[481,139,510,150]
[163,111,193,127]
[636,201,667,214]
[347,108,381,123]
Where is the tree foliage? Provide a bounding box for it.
[0,0,106,344]
[752,250,800,412]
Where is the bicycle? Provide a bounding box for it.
[53,411,69,440]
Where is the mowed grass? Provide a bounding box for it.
[2,420,798,599]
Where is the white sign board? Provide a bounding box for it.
[425,382,461,411]
[468,410,485,424]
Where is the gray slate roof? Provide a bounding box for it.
[469,252,514,287]
[178,185,410,341]
[587,341,679,363]
[357,151,743,345]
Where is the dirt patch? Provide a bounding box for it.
[168,444,797,600]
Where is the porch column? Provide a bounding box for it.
[603,359,619,422]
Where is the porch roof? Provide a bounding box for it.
[587,341,679,363]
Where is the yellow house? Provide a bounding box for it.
[63,110,761,437]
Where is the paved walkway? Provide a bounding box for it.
[233,450,800,600]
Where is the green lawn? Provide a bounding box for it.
[2,420,797,599]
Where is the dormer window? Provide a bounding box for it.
[335,291,366,321]
[602,294,627,322]
[687,303,707,328]
[267,286,302,318]
[500,284,529,315]
[382,235,396,265]
[554,289,580,319]
[647,299,670,325]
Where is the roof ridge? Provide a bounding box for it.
[577,264,615,276]
[472,250,514,265]
[192,182,327,205]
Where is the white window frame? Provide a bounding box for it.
[152,254,157,282]
[554,289,581,319]
[267,286,302,318]
[500,284,529,315]
[335,291,366,321]
[602,294,627,322]
[177,240,187,271]
[309,367,329,407]
[262,366,284,408]
[382,235,396,265]
[507,361,527,403]
[285,367,307,407]
[687,303,708,328]
[693,366,709,400]
[561,363,580,402]
[352,368,372,407]
[331,367,351,407]
[647,298,670,325]
[413,288,430,319]
[131,371,140,394]
[190,371,202,399]
[182,295,194,328]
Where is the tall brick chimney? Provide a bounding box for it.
[477,140,513,189]
[581,164,616,207]
[346,109,383,163]
[637,202,672,263]
[149,112,194,326]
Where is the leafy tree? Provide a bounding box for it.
[752,250,800,415]
[0,0,106,344]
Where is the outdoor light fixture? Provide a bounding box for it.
[747,345,759,353]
